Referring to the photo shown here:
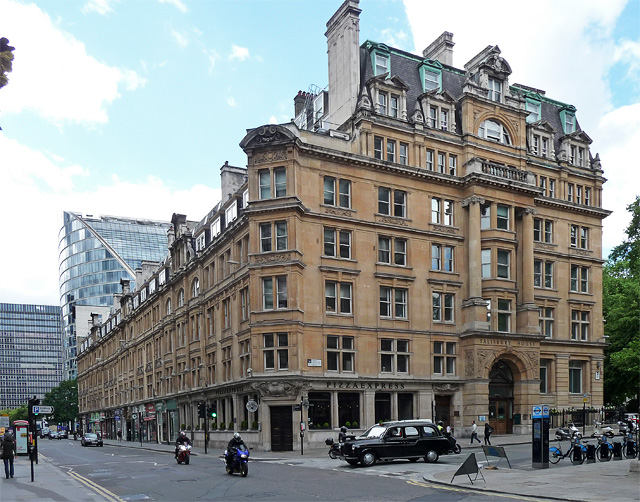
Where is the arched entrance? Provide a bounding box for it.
[489,360,514,434]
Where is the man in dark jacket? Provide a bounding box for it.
[174,431,192,458]
[1,432,17,479]
[226,433,247,465]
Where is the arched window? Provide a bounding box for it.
[166,299,172,315]
[192,278,200,298]
[178,289,185,307]
[478,119,511,145]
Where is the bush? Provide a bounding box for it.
[323,422,330,428]
[252,420,259,430]
[241,421,248,430]
[352,421,358,428]
[211,423,217,430]
[180,424,186,430]
[195,424,200,431]
[345,421,351,428]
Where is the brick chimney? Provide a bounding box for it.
[325,0,361,129]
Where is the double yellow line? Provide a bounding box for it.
[67,470,126,502]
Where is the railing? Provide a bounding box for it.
[550,408,628,429]
[481,160,529,183]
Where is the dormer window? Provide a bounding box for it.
[526,99,541,123]
[424,69,439,91]
[565,114,575,134]
[419,60,442,92]
[479,119,511,145]
[375,52,389,76]
[488,78,502,102]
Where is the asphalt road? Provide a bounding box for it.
[36,439,545,502]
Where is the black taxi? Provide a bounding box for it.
[339,420,450,466]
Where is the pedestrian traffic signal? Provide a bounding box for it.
[197,402,206,419]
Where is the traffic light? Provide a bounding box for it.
[207,403,217,419]
[28,396,40,422]
[197,402,206,419]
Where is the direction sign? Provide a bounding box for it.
[33,406,53,414]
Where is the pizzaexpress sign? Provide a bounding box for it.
[325,381,406,390]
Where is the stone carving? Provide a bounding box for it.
[461,195,485,207]
[251,380,309,397]
[377,216,408,226]
[465,349,474,377]
[325,207,352,217]
[255,126,285,144]
[411,107,424,125]
[254,253,291,263]
[534,243,555,252]
[430,224,458,235]
[253,150,287,164]
[433,383,460,393]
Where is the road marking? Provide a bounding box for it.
[68,470,126,502]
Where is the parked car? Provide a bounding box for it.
[338,420,450,466]
[81,433,103,447]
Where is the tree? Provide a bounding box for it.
[603,196,640,409]
[0,404,28,423]
[43,379,79,426]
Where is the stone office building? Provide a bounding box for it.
[77,0,609,450]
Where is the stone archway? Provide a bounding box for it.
[488,360,515,434]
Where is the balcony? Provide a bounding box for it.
[467,158,535,185]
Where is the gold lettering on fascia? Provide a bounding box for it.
[479,339,536,347]
[326,381,406,390]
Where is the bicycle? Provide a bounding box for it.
[592,435,612,461]
[622,433,638,459]
[549,438,587,464]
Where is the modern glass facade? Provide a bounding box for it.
[58,212,170,380]
[0,303,62,409]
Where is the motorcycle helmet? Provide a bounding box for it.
[234,432,242,440]
[437,421,444,426]
[180,431,187,438]
[340,426,348,433]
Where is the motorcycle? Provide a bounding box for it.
[555,422,582,441]
[592,421,615,438]
[224,446,249,476]
[325,438,341,459]
[176,444,192,464]
[444,432,462,454]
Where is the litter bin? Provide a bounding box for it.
[586,443,596,463]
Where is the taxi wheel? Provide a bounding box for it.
[360,451,377,466]
[424,450,439,463]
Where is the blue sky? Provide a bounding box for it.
[0,0,638,305]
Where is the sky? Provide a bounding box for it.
[0,0,638,306]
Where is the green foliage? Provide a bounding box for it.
[42,379,78,425]
[240,420,248,430]
[345,421,351,427]
[0,404,28,423]
[603,196,640,407]
[252,420,258,429]
[352,421,358,428]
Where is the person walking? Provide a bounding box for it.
[1,432,17,479]
[117,429,122,442]
[484,422,493,445]
[470,420,481,445]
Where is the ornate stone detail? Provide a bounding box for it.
[461,195,485,208]
[254,252,291,263]
[254,125,286,145]
[534,243,555,252]
[569,248,592,257]
[430,224,458,235]
[433,383,460,393]
[253,149,287,164]
[465,349,475,377]
[250,380,309,397]
[377,216,409,227]
[324,207,352,217]
[411,107,424,125]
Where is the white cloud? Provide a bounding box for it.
[158,0,187,13]
[171,29,189,48]
[203,48,219,74]
[229,44,249,61]
[226,97,236,107]
[268,115,278,124]
[0,0,146,125]
[403,0,633,252]
[380,28,408,48]
[0,135,221,305]
[82,0,119,15]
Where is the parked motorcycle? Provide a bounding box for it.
[176,444,192,465]
[325,437,342,459]
[224,446,249,476]
[555,422,582,441]
[591,421,615,438]
[443,432,462,454]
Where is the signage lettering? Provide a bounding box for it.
[326,381,405,390]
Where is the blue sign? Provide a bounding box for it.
[532,406,542,419]
[542,405,550,418]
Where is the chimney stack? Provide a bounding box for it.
[423,31,455,66]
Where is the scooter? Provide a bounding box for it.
[592,421,615,438]
[224,446,249,476]
[176,444,192,464]
[555,422,582,441]
[443,432,462,454]
[325,438,341,459]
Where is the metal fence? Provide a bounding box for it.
[549,408,627,429]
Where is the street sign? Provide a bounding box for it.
[542,405,550,418]
[532,406,542,419]
[132,413,138,420]
[33,406,53,414]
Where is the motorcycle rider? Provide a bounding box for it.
[175,431,192,459]
[437,421,444,433]
[338,426,355,443]
[226,432,248,465]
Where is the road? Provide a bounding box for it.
[35,439,545,502]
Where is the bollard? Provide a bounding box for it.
[586,443,596,463]
[612,441,623,460]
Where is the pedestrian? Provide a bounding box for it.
[1,432,17,479]
[470,420,481,444]
[484,422,493,445]
[117,429,122,442]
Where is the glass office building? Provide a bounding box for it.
[0,303,62,409]
[58,212,170,380]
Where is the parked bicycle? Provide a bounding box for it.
[549,438,587,464]
[622,433,638,459]
[593,435,612,461]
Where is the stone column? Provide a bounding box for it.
[232,394,239,431]
[362,390,376,428]
[517,207,540,333]
[331,392,339,428]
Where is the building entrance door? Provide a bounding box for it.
[489,360,514,434]
[434,395,451,426]
[270,406,293,451]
